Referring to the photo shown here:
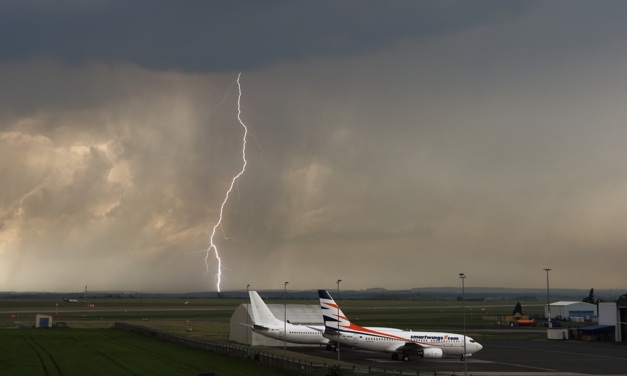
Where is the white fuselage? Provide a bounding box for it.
[325,328,482,357]
[253,323,331,345]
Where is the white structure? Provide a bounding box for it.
[547,328,569,340]
[545,301,597,320]
[598,302,621,341]
[35,314,53,328]
[229,303,324,346]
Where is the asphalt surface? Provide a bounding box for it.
[288,340,627,375]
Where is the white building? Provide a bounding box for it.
[598,302,621,341]
[229,303,324,346]
[597,295,627,342]
[35,314,53,328]
[545,301,597,320]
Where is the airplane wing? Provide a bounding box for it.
[306,326,324,333]
[390,342,424,353]
[308,326,337,345]
[252,324,270,331]
[240,322,270,331]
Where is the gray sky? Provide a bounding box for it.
[2,1,626,292]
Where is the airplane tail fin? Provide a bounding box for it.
[318,289,351,334]
[249,291,283,328]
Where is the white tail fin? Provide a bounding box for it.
[249,291,283,328]
[318,289,351,333]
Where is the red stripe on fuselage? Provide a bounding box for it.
[341,323,445,348]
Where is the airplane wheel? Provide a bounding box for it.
[391,354,399,360]
[326,345,333,351]
[402,355,409,362]
[460,356,465,361]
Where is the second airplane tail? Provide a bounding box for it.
[318,289,351,334]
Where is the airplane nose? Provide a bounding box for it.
[476,343,483,351]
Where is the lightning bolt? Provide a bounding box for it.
[205,72,248,292]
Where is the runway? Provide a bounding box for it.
[287,340,627,375]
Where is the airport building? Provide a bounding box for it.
[545,301,597,320]
[620,295,627,341]
[35,314,53,328]
[596,294,627,342]
[229,303,324,346]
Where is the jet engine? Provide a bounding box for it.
[421,348,444,359]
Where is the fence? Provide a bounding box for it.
[114,322,449,376]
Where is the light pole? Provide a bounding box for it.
[544,268,552,328]
[459,273,467,376]
[337,279,342,363]
[246,284,250,346]
[284,281,288,351]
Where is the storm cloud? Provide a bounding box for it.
[1,1,534,72]
[1,1,627,292]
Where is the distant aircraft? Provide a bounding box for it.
[63,297,78,302]
[244,291,402,348]
[318,289,483,362]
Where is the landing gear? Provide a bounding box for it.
[326,345,333,351]
[460,355,466,361]
[391,353,409,362]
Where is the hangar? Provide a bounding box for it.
[229,302,324,346]
[545,301,597,320]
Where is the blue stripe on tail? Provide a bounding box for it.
[318,290,333,300]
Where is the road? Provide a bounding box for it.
[288,340,627,375]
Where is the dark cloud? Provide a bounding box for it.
[1,0,535,73]
[2,1,627,292]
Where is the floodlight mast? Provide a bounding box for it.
[337,279,342,363]
[459,273,467,376]
[544,268,552,327]
[284,281,288,351]
[246,284,250,345]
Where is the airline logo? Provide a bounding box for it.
[410,335,459,341]
[319,290,350,331]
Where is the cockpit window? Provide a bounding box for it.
[470,340,476,343]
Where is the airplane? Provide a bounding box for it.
[246,290,331,345]
[245,291,403,348]
[63,297,78,302]
[318,289,483,362]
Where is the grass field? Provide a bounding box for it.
[0,328,290,376]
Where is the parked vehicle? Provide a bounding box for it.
[515,319,537,327]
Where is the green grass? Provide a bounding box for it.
[0,328,290,376]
